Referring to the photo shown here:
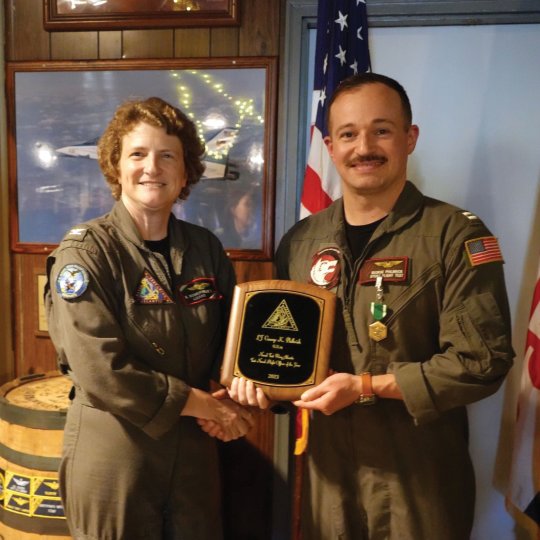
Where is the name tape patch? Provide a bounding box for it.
[309,247,341,289]
[360,257,408,284]
[464,236,503,266]
[56,264,90,300]
[179,278,222,306]
[135,270,174,304]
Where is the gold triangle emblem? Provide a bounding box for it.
[262,300,298,331]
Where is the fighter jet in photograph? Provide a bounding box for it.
[56,128,239,181]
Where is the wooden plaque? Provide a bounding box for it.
[221,280,336,401]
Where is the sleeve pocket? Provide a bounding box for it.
[447,292,512,377]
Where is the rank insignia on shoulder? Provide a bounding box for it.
[64,227,89,242]
[179,278,222,306]
[56,264,90,300]
[464,236,504,266]
[309,247,341,289]
[135,270,174,304]
[360,257,408,284]
[462,211,479,221]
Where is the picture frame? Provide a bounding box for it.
[43,0,240,31]
[6,57,277,261]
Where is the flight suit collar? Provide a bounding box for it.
[168,214,188,276]
[109,200,147,249]
[375,180,424,237]
[327,180,424,248]
[108,200,189,276]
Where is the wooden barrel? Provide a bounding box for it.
[0,371,71,539]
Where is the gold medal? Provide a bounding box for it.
[369,321,387,342]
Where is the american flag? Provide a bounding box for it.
[300,0,371,218]
[465,236,504,266]
[507,259,540,532]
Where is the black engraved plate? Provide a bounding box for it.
[235,292,322,386]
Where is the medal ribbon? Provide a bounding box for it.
[369,276,388,342]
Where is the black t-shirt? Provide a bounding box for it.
[345,216,387,262]
[145,236,173,274]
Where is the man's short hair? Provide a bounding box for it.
[326,73,413,132]
[98,97,205,201]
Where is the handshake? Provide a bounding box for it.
[194,369,366,441]
[196,377,271,442]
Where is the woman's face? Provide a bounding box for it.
[117,122,187,216]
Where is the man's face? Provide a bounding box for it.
[324,83,419,199]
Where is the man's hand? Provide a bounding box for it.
[292,373,404,415]
[228,377,271,409]
[292,373,362,415]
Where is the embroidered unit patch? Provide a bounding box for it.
[309,247,341,289]
[1,469,65,519]
[56,264,90,300]
[465,237,503,266]
[6,472,31,495]
[360,257,408,283]
[5,493,31,515]
[135,270,173,304]
[179,278,222,305]
[33,478,60,498]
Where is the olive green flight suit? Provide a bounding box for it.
[276,182,514,540]
[45,201,235,540]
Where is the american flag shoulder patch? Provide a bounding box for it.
[464,236,504,267]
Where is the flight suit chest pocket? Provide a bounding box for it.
[179,279,222,339]
[384,262,444,326]
[178,283,224,384]
[125,299,179,355]
[121,274,176,354]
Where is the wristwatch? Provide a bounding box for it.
[355,372,377,405]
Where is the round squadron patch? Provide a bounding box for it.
[309,247,341,289]
[56,264,90,300]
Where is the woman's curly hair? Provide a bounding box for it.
[97,97,205,201]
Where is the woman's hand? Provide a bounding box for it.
[182,388,254,442]
[198,388,260,441]
[228,377,271,409]
[209,397,254,441]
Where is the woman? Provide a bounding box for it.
[45,97,252,540]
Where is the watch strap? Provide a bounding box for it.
[355,372,377,405]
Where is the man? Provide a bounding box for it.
[231,73,514,539]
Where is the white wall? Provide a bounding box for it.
[369,23,540,540]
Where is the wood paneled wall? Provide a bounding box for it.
[6,1,279,61]
[4,1,282,538]
[5,0,279,378]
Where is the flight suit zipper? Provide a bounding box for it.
[340,230,386,371]
[152,342,165,355]
[343,234,381,311]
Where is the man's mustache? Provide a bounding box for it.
[346,154,388,166]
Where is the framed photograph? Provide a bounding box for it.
[7,58,277,260]
[43,0,240,31]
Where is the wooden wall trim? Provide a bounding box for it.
[6,57,278,261]
[0,3,15,386]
